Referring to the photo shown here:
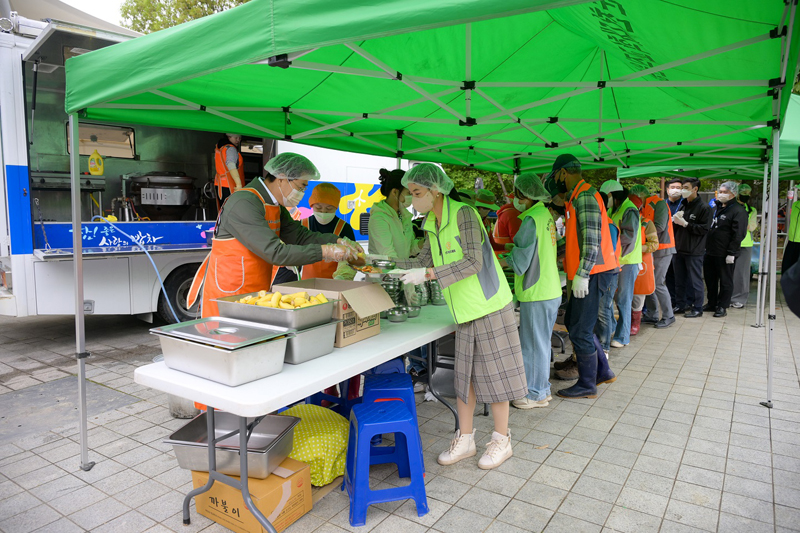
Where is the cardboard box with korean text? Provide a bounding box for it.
[272,279,394,347]
[191,458,311,533]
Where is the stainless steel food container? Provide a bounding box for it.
[387,308,408,322]
[166,412,300,479]
[406,305,421,318]
[215,293,338,329]
[284,320,342,364]
[151,317,292,386]
[372,259,397,270]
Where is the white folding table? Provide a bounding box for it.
[134,304,457,532]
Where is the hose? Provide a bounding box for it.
[92,216,181,323]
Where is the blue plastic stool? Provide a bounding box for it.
[362,373,424,468]
[365,357,405,375]
[343,401,428,526]
[306,380,362,419]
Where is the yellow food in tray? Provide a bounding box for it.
[236,291,329,309]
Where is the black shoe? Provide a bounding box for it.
[713,307,727,317]
[641,315,659,324]
[684,310,703,318]
[702,304,716,312]
[655,316,676,328]
[673,306,684,315]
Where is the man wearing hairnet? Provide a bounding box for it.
[504,173,561,409]
[730,184,758,308]
[703,181,747,317]
[188,152,360,317]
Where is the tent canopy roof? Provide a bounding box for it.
[65,0,800,175]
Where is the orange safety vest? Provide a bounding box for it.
[564,180,619,280]
[187,187,281,318]
[634,223,655,295]
[300,217,346,279]
[214,144,244,197]
[643,195,675,250]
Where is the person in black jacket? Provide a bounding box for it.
[702,181,747,317]
[672,178,712,318]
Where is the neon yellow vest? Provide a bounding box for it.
[424,198,511,324]
[514,203,561,302]
[790,203,800,243]
[741,205,756,247]
[610,198,642,265]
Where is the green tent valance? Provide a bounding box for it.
[65,0,800,174]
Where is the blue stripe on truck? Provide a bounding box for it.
[6,165,33,255]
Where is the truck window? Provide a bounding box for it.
[66,123,136,159]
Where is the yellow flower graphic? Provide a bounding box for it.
[339,184,384,232]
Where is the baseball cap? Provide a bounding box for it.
[544,154,581,180]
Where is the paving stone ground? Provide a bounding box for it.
[0,282,798,533]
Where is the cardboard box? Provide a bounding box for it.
[192,458,312,533]
[272,279,394,347]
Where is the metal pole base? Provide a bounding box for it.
[750,324,764,328]
[760,401,773,409]
[80,461,95,472]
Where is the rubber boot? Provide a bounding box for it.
[630,311,642,336]
[556,352,598,398]
[595,345,617,385]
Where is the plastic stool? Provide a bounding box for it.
[365,357,405,375]
[343,401,428,526]
[306,379,362,419]
[362,373,424,466]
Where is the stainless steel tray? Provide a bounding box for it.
[166,412,300,479]
[284,320,341,365]
[151,316,290,350]
[215,293,338,330]
[151,318,293,386]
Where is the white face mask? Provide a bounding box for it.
[513,198,526,212]
[399,193,412,209]
[668,189,682,200]
[313,212,335,225]
[681,189,693,199]
[280,180,305,207]
[717,192,732,203]
[412,191,435,214]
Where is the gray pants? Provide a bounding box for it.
[731,246,753,305]
[644,253,675,321]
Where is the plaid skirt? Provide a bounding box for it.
[453,302,527,404]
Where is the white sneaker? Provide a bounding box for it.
[512,398,550,409]
[731,302,744,309]
[478,431,513,470]
[610,340,625,348]
[413,382,425,393]
[437,430,476,465]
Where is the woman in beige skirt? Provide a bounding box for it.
[391,164,526,470]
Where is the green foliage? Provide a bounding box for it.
[120,0,249,33]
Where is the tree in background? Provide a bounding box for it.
[121,0,249,33]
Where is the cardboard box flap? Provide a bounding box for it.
[340,283,395,317]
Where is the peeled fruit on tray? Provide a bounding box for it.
[236,291,329,309]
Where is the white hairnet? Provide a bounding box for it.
[264,152,320,181]
[402,163,454,194]
[720,181,739,196]
[629,184,651,199]
[515,172,550,201]
[739,183,752,194]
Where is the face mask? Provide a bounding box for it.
[412,191,435,214]
[681,189,693,199]
[399,193,412,209]
[555,174,568,194]
[717,192,732,203]
[668,189,682,200]
[313,212,335,225]
[280,180,305,207]
[739,195,750,203]
[513,198,526,212]
[478,208,491,218]
[549,203,565,216]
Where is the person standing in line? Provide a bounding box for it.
[665,178,684,311]
[505,173,561,409]
[549,155,618,399]
[703,181,747,317]
[672,178,712,317]
[785,195,800,273]
[492,195,523,252]
[637,184,676,328]
[631,216,660,335]
[600,181,641,349]
[730,184,758,308]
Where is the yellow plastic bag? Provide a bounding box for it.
[279,404,349,487]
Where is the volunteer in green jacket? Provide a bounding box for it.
[392,164,526,470]
[785,194,800,273]
[601,181,642,348]
[504,173,561,410]
[731,183,758,308]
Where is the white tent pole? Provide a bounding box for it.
[598,50,604,158]
[396,130,403,170]
[753,162,770,328]
[762,127,780,410]
[69,115,94,472]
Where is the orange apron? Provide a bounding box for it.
[187,187,281,318]
[214,144,244,199]
[634,224,655,295]
[300,217,345,279]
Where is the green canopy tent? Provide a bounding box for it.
[62,0,799,499]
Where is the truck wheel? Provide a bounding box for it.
[158,264,201,323]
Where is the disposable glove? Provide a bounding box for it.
[572,275,589,299]
[672,210,688,227]
[333,262,357,281]
[401,268,428,285]
[726,255,735,264]
[337,237,364,256]
[322,244,354,262]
